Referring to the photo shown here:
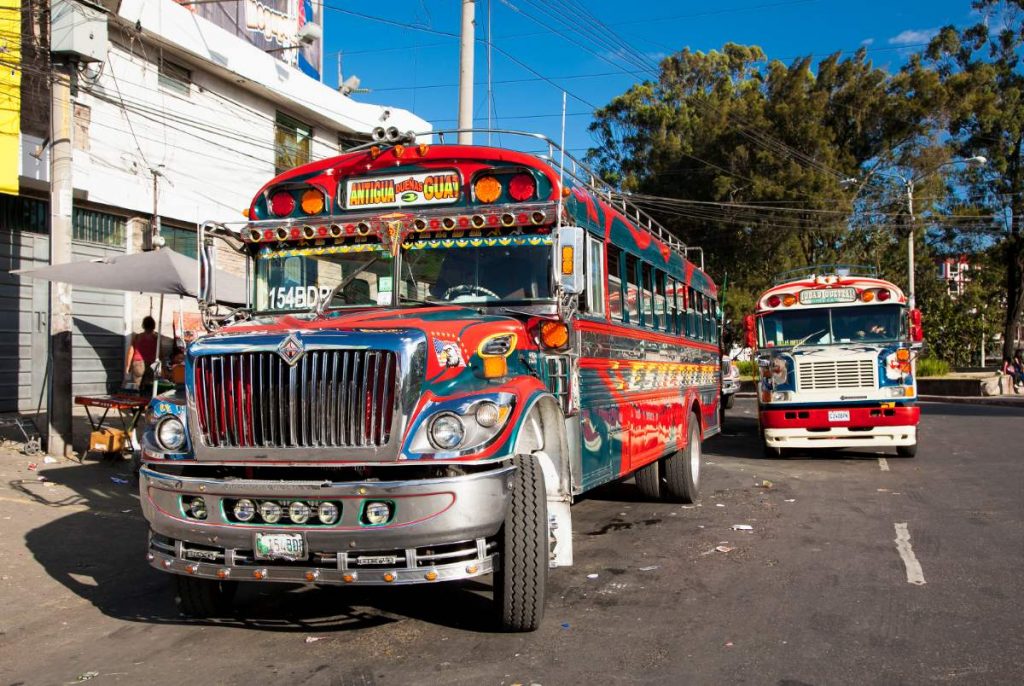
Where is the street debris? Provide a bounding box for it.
[561,623,570,629]
[76,672,100,682]
[304,636,327,644]
[110,476,129,485]
[731,524,754,531]
[638,565,659,571]
[44,456,58,464]
[715,545,735,553]
[784,499,796,503]
[715,503,725,507]
[724,641,734,648]
[586,573,599,580]
[27,463,37,471]
[757,479,774,489]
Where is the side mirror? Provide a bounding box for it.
[198,238,216,306]
[556,226,585,295]
[744,314,756,349]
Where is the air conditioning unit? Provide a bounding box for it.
[50,0,108,63]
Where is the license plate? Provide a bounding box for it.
[254,533,306,561]
[356,555,398,565]
[828,410,851,422]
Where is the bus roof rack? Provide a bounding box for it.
[349,127,696,266]
[773,264,879,284]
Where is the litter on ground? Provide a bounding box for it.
[731,524,754,531]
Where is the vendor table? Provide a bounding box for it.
[74,394,149,458]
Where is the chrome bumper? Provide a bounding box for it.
[139,464,514,585]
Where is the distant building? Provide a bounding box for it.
[0,0,430,413]
[936,255,971,297]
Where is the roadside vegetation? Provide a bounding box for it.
[587,0,1021,368]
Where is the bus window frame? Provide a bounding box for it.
[625,253,641,326]
[584,234,606,318]
[607,244,624,323]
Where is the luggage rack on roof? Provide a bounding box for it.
[350,127,695,264]
[773,264,879,284]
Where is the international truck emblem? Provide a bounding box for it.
[278,334,304,365]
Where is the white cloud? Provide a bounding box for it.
[861,38,875,47]
[888,28,939,46]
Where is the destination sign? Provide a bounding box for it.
[343,170,461,210]
[799,287,857,305]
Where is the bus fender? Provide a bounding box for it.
[512,394,573,567]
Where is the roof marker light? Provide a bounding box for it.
[300,189,325,214]
[508,173,536,201]
[474,176,502,203]
[269,191,295,217]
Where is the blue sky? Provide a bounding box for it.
[322,0,980,156]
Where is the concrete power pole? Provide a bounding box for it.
[457,0,475,144]
[48,63,74,458]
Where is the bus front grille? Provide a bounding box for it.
[193,350,396,449]
[797,359,875,391]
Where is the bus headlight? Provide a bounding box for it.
[410,394,515,455]
[771,391,792,402]
[769,358,788,386]
[155,416,186,452]
[428,413,465,450]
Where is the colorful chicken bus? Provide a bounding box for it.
[137,128,720,632]
[745,267,922,458]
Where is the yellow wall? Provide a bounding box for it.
[0,0,21,196]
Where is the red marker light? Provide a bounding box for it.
[508,173,536,201]
[877,289,891,302]
[458,217,470,228]
[429,219,441,230]
[289,227,301,240]
[317,226,329,237]
[766,295,781,308]
[270,192,295,217]
[262,230,275,241]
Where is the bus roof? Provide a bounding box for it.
[757,272,906,312]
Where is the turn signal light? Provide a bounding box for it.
[383,572,396,583]
[561,246,574,275]
[300,189,325,214]
[896,348,910,362]
[474,176,502,203]
[482,356,508,379]
[540,321,569,349]
[425,571,438,581]
[342,573,356,583]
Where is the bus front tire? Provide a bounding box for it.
[663,413,701,503]
[494,455,547,632]
[173,574,237,617]
[896,443,917,457]
[634,459,662,500]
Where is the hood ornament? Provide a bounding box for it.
[278,333,304,365]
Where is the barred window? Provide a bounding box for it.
[0,194,48,234]
[73,208,126,246]
[162,226,198,259]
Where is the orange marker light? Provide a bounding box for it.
[383,572,396,583]
[561,246,574,275]
[896,348,910,362]
[242,208,251,219]
[482,356,508,379]
[861,290,875,302]
[474,176,502,203]
[540,321,569,349]
[782,293,797,307]
[300,189,325,214]
[425,571,438,581]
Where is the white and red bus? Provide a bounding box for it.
[744,267,922,457]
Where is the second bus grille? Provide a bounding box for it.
[193,350,397,449]
[797,359,875,391]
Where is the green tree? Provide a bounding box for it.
[913,0,1024,359]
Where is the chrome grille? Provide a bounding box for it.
[193,350,397,448]
[797,359,875,391]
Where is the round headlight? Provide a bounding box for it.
[234,499,256,522]
[188,496,207,520]
[428,413,465,450]
[259,501,282,524]
[156,416,186,452]
[288,501,311,524]
[363,501,393,525]
[475,401,501,428]
[317,501,340,525]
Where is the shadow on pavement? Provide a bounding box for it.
[19,461,503,635]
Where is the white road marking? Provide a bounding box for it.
[878,457,890,471]
[894,522,926,585]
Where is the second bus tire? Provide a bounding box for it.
[494,454,548,632]
[663,412,701,503]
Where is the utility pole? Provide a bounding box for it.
[48,61,74,458]
[457,0,475,144]
[905,177,916,310]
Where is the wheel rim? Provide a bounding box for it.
[690,423,701,485]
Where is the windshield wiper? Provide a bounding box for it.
[790,329,826,352]
[313,255,380,318]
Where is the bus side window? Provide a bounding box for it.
[584,236,606,317]
[625,253,640,326]
[694,291,704,341]
[641,262,655,328]
[607,245,624,322]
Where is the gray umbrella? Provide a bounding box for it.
[11,247,247,304]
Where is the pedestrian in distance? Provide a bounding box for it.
[1002,349,1024,393]
[125,315,159,391]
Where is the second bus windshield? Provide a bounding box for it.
[760,304,904,347]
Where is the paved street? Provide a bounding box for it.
[2,398,1022,685]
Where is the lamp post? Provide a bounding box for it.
[901,156,986,309]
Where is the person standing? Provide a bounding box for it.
[125,316,159,391]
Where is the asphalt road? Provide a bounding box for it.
[1,398,1022,685]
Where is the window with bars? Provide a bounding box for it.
[0,194,48,234]
[275,112,312,174]
[73,208,126,246]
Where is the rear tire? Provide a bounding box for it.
[494,455,548,632]
[723,393,735,409]
[896,443,917,458]
[173,574,237,617]
[634,459,662,499]
[663,412,701,503]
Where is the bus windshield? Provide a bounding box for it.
[254,235,554,312]
[759,304,905,347]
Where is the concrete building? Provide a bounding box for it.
[0,0,430,415]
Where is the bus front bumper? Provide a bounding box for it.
[761,405,919,449]
[139,464,515,586]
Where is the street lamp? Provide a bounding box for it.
[902,155,986,309]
